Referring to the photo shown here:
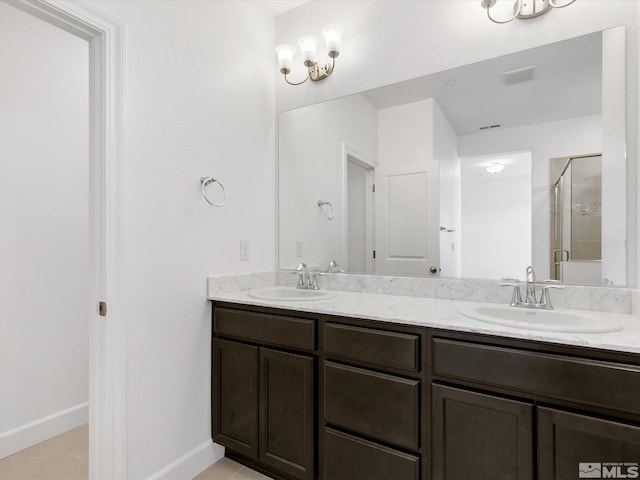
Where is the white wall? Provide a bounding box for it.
[275,0,638,286]
[458,115,602,280]
[434,101,461,278]
[279,94,377,270]
[460,152,532,280]
[82,1,276,478]
[0,3,89,457]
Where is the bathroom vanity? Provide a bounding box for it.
[210,293,640,480]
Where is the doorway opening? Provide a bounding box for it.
[343,145,375,274]
[0,1,126,479]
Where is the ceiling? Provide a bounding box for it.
[258,0,310,17]
[362,31,602,136]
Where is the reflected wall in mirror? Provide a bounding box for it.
[278,27,627,285]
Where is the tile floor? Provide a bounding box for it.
[0,424,88,480]
[194,458,273,480]
[0,427,270,480]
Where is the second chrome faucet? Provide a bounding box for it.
[500,266,564,310]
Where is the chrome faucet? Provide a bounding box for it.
[499,266,565,310]
[525,265,537,305]
[293,263,309,289]
[327,260,345,273]
[292,263,323,290]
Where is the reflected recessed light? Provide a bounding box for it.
[486,162,505,174]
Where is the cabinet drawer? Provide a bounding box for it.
[324,322,420,372]
[324,362,420,450]
[215,307,315,352]
[323,428,420,480]
[433,338,640,415]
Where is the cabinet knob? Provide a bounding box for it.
[430,266,439,274]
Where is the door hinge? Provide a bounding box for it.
[372,250,376,259]
[99,301,107,317]
[372,184,376,193]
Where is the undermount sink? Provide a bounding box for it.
[461,305,622,333]
[248,286,336,302]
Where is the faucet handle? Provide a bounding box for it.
[308,270,324,290]
[498,279,523,306]
[539,281,565,309]
[292,263,308,288]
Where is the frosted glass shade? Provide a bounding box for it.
[321,25,343,57]
[298,35,318,66]
[275,44,295,74]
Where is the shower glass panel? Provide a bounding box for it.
[550,155,602,283]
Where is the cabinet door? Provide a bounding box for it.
[260,348,314,480]
[538,407,640,480]
[432,384,534,480]
[212,339,259,458]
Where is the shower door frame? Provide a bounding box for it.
[4,1,127,479]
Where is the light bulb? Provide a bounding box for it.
[275,44,295,74]
[321,25,343,58]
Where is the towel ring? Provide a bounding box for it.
[317,200,335,220]
[200,176,227,207]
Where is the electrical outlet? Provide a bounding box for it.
[240,240,250,261]
[295,240,303,257]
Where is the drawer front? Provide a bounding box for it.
[323,428,420,480]
[215,307,315,352]
[324,322,420,372]
[324,362,420,450]
[433,338,640,415]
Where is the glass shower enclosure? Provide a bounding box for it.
[550,154,602,284]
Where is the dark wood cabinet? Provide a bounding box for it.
[319,317,426,480]
[538,407,640,480]
[432,384,534,480]
[324,361,420,450]
[212,301,640,480]
[260,348,314,480]
[323,428,420,480]
[212,305,316,480]
[212,339,259,459]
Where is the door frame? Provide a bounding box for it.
[342,143,376,273]
[4,1,127,479]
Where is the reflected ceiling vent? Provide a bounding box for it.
[502,65,536,85]
[479,124,501,131]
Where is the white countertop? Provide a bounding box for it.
[209,289,640,355]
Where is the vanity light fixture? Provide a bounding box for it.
[275,25,343,86]
[480,0,576,24]
[486,162,505,174]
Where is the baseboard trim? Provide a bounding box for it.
[0,402,89,459]
[146,440,224,480]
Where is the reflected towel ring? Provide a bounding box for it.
[317,200,335,220]
[200,176,227,207]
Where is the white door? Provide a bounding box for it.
[374,162,440,276]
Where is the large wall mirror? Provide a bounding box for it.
[278,27,627,286]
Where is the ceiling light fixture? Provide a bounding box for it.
[275,25,343,86]
[486,162,505,174]
[480,0,576,24]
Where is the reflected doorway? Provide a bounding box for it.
[346,155,374,273]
